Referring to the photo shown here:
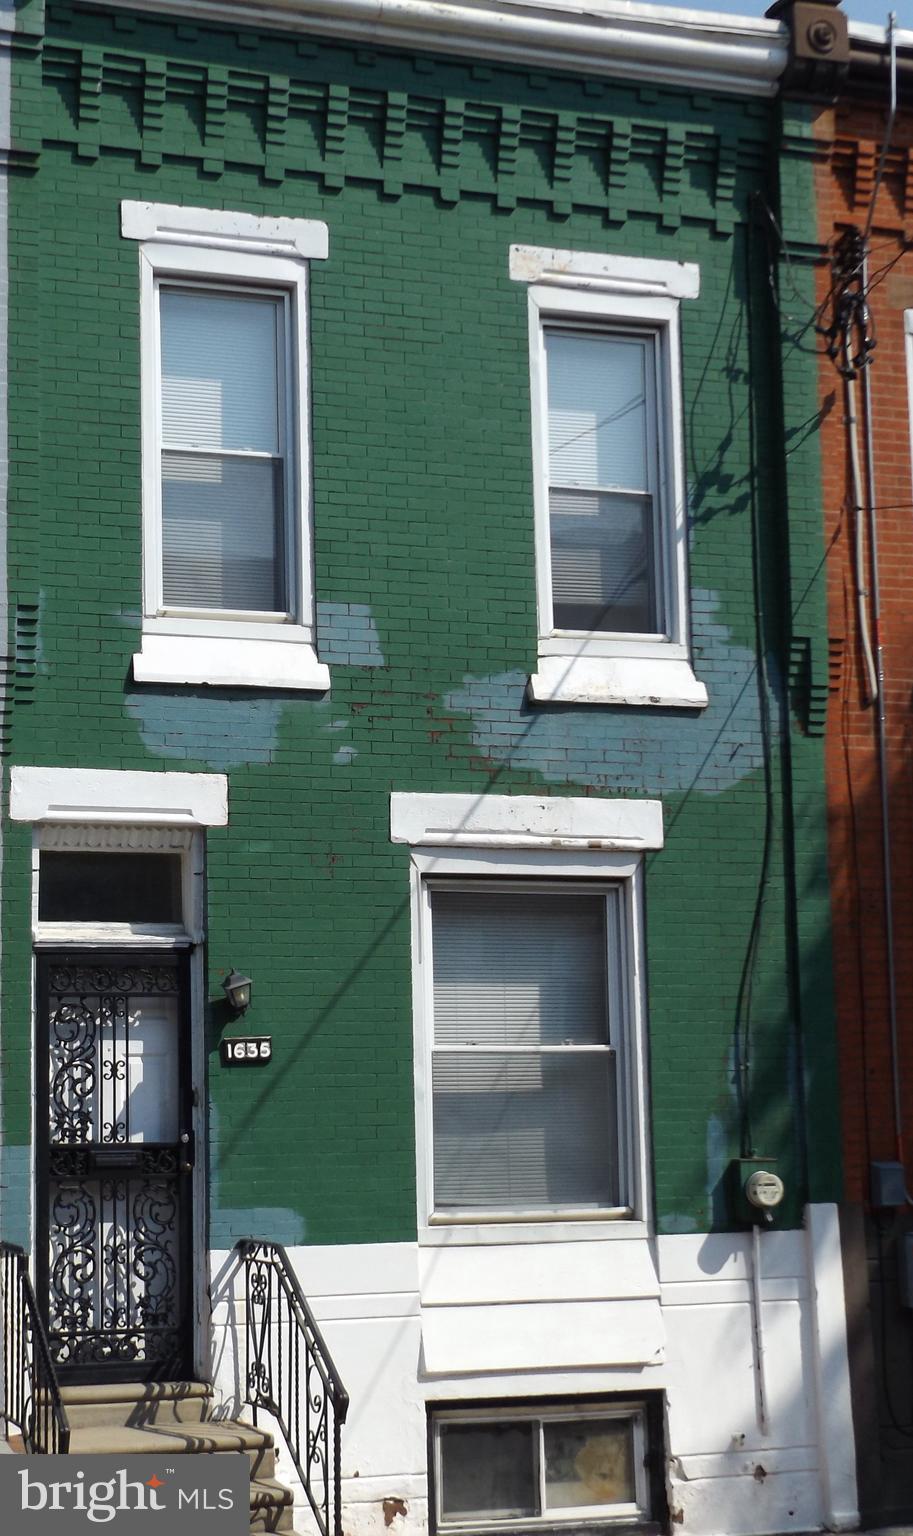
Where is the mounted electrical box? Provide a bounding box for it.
[871,1160,908,1209]
[730,1158,785,1226]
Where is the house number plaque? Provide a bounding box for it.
[221,1036,272,1066]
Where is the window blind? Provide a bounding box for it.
[545,329,657,635]
[159,289,286,613]
[430,890,618,1211]
[546,331,648,493]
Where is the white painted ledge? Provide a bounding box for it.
[510,245,700,299]
[132,633,331,692]
[804,1203,859,1531]
[10,767,228,827]
[390,791,663,850]
[529,654,708,709]
[104,0,788,97]
[121,201,329,261]
[422,1296,664,1373]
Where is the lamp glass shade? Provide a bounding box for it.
[223,970,253,1013]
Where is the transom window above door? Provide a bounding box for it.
[32,824,202,945]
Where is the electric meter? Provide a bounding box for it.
[744,1169,785,1214]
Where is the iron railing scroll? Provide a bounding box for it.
[0,1242,70,1454]
[237,1239,349,1536]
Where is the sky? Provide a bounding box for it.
[662,0,908,23]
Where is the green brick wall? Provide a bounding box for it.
[1,5,841,1248]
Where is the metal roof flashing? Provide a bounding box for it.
[91,0,790,96]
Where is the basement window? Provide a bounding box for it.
[431,1403,651,1533]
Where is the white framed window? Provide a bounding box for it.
[30,823,205,947]
[431,1402,651,1532]
[511,245,706,709]
[122,202,330,692]
[395,793,656,1237]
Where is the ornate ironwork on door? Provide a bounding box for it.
[36,954,193,1382]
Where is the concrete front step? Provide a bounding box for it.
[56,1382,306,1532]
[68,1417,277,1480]
[250,1476,296,1534]
[60,1380,213,1429]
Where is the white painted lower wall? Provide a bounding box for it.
[209,1204,857,1536]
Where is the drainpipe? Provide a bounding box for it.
[860,253,906,1172]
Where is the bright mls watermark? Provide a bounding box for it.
[0,1453,249,1531]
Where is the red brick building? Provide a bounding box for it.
[796,6,913,1518]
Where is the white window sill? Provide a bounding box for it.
[133,631,330,692]
[420,1217,649,1246]
[529,653,708,709]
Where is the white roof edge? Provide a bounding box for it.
[100,0,789,97]
[849,18,913,49]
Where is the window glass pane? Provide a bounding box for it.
[160,290,280,454]
[543,1418,636,1510]
[433,1051,618,1209]
[546,331,649,493]
[431,892,608,1048]
[162,452,283,612]
[549,490,655,633]
[39,854,183,924]
[440,1422,537,1521]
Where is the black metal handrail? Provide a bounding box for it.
[237,1239,349,1536]
[0,1242,70,1454]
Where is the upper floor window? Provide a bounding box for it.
[122,201,330,692]
[544,325,661,637]
[511,245,707,710]
[159,285,292,617]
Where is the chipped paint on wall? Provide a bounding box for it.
[125,691,286,769]
[317,602,385,667]
[444,590,771,797]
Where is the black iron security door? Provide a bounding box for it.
[36,952,194,1383]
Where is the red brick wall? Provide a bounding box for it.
[814,102,913,1202]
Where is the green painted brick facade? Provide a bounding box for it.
[1,4,841,1248]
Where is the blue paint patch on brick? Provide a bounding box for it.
[0,1145,30,1246]
[317,602,385,667]
[444,590,774,796]
[209,1205,307,1247]
[125,690,285,769]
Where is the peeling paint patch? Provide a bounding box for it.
[208,1205,306,1248]
[317,602,385,666]
[333,745,358,765]
[443,590,771,796]
[0,1146,30,1246]
[125,691,285,769]
[383,1499,408,1526]
[657,1212,698,1234]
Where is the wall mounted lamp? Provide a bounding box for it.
[222,969,253,1014]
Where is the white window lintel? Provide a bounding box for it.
[121,201,329,262]
[510,244,700,300]
[10,767,228,827]
[390,792,663,852]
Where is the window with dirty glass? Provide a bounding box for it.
[433,1405,648,1530]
